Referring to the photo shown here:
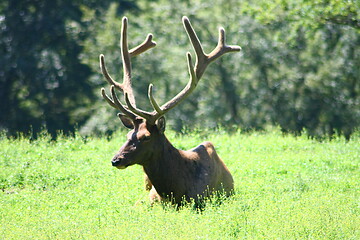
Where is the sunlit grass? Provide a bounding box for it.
[1,130,359,239]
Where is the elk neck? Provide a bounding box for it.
[142,133,186,198]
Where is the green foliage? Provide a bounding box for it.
[84,0,359,139]
[246,0,360,30]
[0,0,136,138]
[1,130,359,239]
[1,0,359,139]
[241,0,360,139]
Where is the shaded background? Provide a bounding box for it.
[1,0,359,139]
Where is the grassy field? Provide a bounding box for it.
[1,129,359,239]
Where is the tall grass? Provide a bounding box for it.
[1,129,359,239]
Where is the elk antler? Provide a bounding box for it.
[123,16,241,124]
[100,17,156,119]
[100,16,241,124]
[154,17,241,115]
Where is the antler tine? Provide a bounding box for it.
[100,54,124,90]
[148,84,164,115]
[207,27,242,64]
[182,16,207,81]
[129,34,157,57]
[101,87,118,109]
[120,17,135,106]
[124,92,155,122]
[110,85,137,119]
[101,86,136,120]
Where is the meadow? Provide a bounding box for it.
[1,129,359,239]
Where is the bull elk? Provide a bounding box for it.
[100,16,241,206]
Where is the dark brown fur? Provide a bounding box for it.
[112,118,234,205]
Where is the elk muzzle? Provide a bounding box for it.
[111,153,131,169]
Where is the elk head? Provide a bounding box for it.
[100,16,240,169]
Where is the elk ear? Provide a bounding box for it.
[118,113,134,129]
[156,116,166,134]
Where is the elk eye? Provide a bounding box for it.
[142,135,151,142]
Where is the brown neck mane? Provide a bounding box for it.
[142,135,185,201]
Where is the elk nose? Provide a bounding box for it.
[111,159,120,166]
[111,155,123,166]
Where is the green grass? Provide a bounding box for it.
[1,129,359,239]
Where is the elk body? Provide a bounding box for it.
[100,16,240,205]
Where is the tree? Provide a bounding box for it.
[244,0,360,139]
[0,0,136,138]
